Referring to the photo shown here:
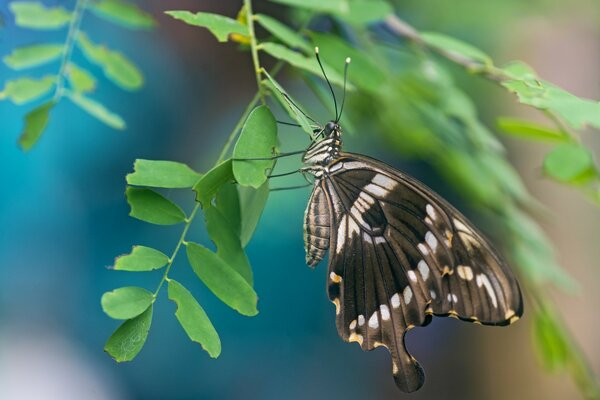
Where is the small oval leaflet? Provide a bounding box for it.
[104,305,153,362]
[113,245,169,272]
[101,286,155,319]
[126,187,186,225]
[127,159,202,189]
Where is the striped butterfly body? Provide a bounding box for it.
[302,121,523,393]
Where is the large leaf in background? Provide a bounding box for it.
[77,33,143,91]
[194,159,234,206]
[232,105,278,188]
[113,245,169,272]
[186,242,258,316]
[18,101,54,151]
[125,187,186,225]
[543,143,596,184]
[338,0,392,25]
[420,31,493,66]
[66,92,125,129]
[104,305,152,362]
[3,44,63,70]
[533,308,569,372]
[165,11,249,43]
[497,117,570,143]
[101,287,155,319]
[168,279,221,358]
[67,63,97,93]
[239,183,269,247]
[90,0,156,29]
[0,76,55,105]
[127,159,202,189]
[270,0,349,14]
[255,14,311,52]
[9,1,72,29]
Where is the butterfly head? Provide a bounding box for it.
[302,122,343,166]
[324,121,341,138]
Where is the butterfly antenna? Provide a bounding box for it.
[336,57,351,124]
[315,47,338,122]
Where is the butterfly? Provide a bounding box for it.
[298,51,523,393]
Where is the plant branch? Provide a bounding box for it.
[244,0,265,104]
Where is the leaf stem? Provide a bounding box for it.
[243,0,265,104]
[53,0,88,101]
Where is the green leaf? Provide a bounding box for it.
[541,86,600,131]
[113,245,169,271]
[66,63,96,93]
[104,305,152,362]
[543,143,596,183]
[533,308,569,371]
[3,43,63,70]
[255,14,311,52]
[215,183,241,236]
[420,32,492,67]
[239,183,269,247]
[205,206,253,285]
[186,242,258,316]
[125,187,186,225]
[66,92,125,129]
[9,1,71,29]
[260,42,347,87]
[18,101,55,151]
[232,105,278,188]
[497,117,571,143]
[77,32,143,90]
[270,0,350,14]
[167,279,221,358]
[101,286,155,319]
[0,75,55,105]
[193,159,234,206]
[127,159,202,189]
[502,61,538,81]
[165,11,249,42]
[340,0,393,25]
[90,0,156,29]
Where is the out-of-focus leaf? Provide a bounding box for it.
[101,286,154,319]
[168,279,221,358]
[502,61,538,81]
[497,117,571,143]
[205,206,253,285]
[255,14,311,52]
[420,32,492,66]
[340,0,392,25]
[543,143,596,183]
[127,159,202,189]
[232,105,278,188]
[18,101,54,151]
[66,92,125,129]
[0,75,55,105]
[67,63,96,93]
[113,245,169,271]
[186,242,258,316]
[260,42,347,87]
[239,182,269,247]
[90,0,156,29]
[9,1,71,29]
[541,86,600,131]
[533,308,569,372]
[270,0,349,14]
[104,305,152,362]
[3,44,63,70]
[193,159,234,206]
[165,11,249,43]
[262,70,313,135]
[77,33,143,90]
[125,187,186,225]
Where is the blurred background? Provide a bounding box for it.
[1,0,599,399]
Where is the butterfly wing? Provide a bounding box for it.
[304,153,523,393]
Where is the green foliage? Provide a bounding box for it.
[126,187,186,225]
[0,76,55,104]
[127,160,202,189]
[256,14,311,52]
[101,286,155,319]
[10,1,71,29]
[543,144,596,184]
[3,44,63,70]
[497,118,570,143]
[104,305,153,362]
[165,11,249,42]
[113,245,169,272]
[193,159,234,206]
[66,63,97,93]
[66,92,125,129]
[90,0,155,29]
[18,101,54,150]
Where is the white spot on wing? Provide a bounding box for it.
[426,204,437,220]
[363,183,387,197]
[391,293,400,308]
[429,290,437,300]
[330,272,342,283]
[417,260,430,280]
[403,286,413,304]
[425,231,438,251]
[457,265,474,281]
[349,319,357,330]
[336,216,347,254]
[380,305,390,321]
[372,173,398,190]
[374,236,386,244]
[358,315,365,326]
[477,274,498,308]
[453,218,470,232]
[348,218,360,238]
[407,270,418,282]
[418,243,429,255]
[368,312,379,329]
[328,162,343,172]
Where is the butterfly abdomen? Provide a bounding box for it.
[304,183,330,267]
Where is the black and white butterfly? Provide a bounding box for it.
[297,51,523,393]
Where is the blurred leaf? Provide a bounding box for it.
[3,43,63,70]
[232,105,278,188]
[18,101,54,151]
[113,245,169,271]
[186,242,258,316]
[420,32,492,66]
[497,117,571,143]
[90,0,156,29]
[104,305,152,362]
[165,11,249,43]
[239,182,269,247]
[205,206,253,285]
[0,75,55,105]
[541,86,600,131]
[543,143,596,183]
[270,0,349,14]
[340,0,393,25]
[262,70,313,135]
[230,4,251,44]
[168,279,221,358]
[125,187,186,225]
[127,159,202,189]
[66,63,96,93]
[9,1,71,29]
[533,308,569,371]
[256,14,311,52]
[66,92,125,129]
[260,42,347,87]
[101,286,155,319]
[193,159,234,206]
[215,183,241,236]
[502,61,538,81]
[77,33,143,90]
